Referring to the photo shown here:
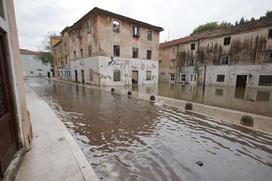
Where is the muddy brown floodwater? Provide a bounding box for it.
[27,78,272,181]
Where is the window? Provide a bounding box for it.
[147,30,152,41]
[113,20,120,32]
[37,69,42,71]
[147,50,152,60]
[170,59,175,68]
[215,89,224,96]
[0,0,4,19]
[80,49,83,58]
[170,74,175,81]
[132,47,138,58]
[263,52,272,63]
[220,55,230,65]
[268,29,272,39]
[259,75,272,86]
[87,21,92,33]
[188,58,195,66]
[224,37,231,46]
[133,26,140,37]
[180,74,186,82]
[191,43,195,50]
[89,70,93,81]
[73,51,76,58]
[113,45,120,57]
[113,70,121,81]
[216,75,225,82]
[146,71,152,80]
[88,46,92,57]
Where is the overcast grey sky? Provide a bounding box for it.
[14,0,272,50]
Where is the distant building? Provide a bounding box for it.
[159,17,272,89]
[20,49,52,77]
[0,0,32,179]
[52,7,163,85]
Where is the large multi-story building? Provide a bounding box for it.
[52,7,163,86]
[159,17,272,89]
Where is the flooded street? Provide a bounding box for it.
[111,83,272,117]
[26,78,272,181]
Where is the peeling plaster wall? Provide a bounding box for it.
[71,56,158,86]
[205,64,272,88]
[159,47,176,82]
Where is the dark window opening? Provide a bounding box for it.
[146,71,152,80]
[170,74,175,81]
[87,21,92,33]
[88,46,92,57]
[147,50,152,60]
[133,26,140,37]
[224,37,231,45]
[191,43,195,50]
[147,30,152,41]
[259,75,272,86]
[80,48,83,58]
[113,45,120,57]
[217,75,225,82]
[268,29,272,39]
[220,55,230,65]
[73,51,76,58]
[113,70,121,81]
[132,47,138,58]
[113,20,120,32]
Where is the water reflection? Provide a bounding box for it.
[26,78,272,181]
[110,83,272,117]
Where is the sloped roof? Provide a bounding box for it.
[20,49,47,56]
[160,17,272,48]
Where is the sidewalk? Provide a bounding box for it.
[15,85,98,181]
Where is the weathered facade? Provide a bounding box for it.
[52,7,163,85]
[159,18,272,89]
[0,0,32,179]
[20,49,52,77]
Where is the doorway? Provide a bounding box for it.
[0,33,18,177]
[236,75,247,88]
[75,70,78,82]
[81,70,85,84]
[132,70,138,84]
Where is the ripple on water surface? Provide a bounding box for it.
[27,78,272,181]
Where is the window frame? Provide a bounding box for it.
[112,20,120,32]
[258,75,272,86]
[146,71,152,81]
[224,36,231,46]
[268,29,272,39]
[133,25,140,37]
[132,47,139,58]
[216,74,225,82]
[113,45,120,57]
[113,70,121,82]
[191,43,195,50]
[220,55,230,65]
[147,30,152,41]
[147,50,152,60]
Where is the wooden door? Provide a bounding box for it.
[0,33,18,177]
[132,70,138,84]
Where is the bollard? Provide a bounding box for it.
[196,161,203,167]
[128,91,132,97]
[185,103,193,110]
[111,88,115,92]
[150,95,156,102]
[240,115,254,127]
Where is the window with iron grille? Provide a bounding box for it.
[259,75,272,86]
[216,75,225,82]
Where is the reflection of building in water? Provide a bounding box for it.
[159,17,272,89]
[156,83,272,116]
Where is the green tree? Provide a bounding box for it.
[265,10,272,18]
[191,22,219,35]
[38,32,56,68]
